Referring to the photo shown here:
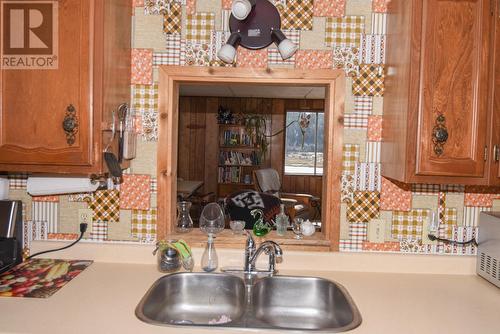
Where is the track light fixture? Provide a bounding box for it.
[217,0,298,64]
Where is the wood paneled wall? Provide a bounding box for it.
[178,96,324,198]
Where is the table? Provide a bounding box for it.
[177,180,203,199]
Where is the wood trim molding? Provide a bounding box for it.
[157,66,345,251]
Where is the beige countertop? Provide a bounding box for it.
[0,243,499,334]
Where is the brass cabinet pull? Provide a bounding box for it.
[432,114,448,156]
[494,145,500,162]
[62,104,79,146]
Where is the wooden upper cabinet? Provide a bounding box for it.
[490,3,500,184]
[382,0,494,184]
[0,0,131,174]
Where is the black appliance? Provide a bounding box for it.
[0,200,23,274]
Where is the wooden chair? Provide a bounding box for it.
[253,168,313,221]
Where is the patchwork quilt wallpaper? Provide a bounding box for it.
[7,0,494,257]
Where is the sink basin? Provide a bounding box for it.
[136,272,361,332]
[253,276,361,331]
[136,273,246,325]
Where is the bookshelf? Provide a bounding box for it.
[217,124,262,198]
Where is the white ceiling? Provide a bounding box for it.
[179,83,325,99]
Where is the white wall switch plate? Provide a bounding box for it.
[421,217,437,245]
[78,209,93,234]
[368,219,386,243]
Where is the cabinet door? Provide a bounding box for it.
[492,3,500,180]
[0,0,91,167]
[415,0,492,177]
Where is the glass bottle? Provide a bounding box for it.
[275,204,289,236]
[176,201,193,233]
[201,234,218,272]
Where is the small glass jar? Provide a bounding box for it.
[176,201,193,233]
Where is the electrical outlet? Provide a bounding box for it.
[368,219,386,243]
[421,217,437,245]
[78,209,93,234]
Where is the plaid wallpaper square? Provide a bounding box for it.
[88,190,120,223]
[441,207,458,239]
[153,35,182,66]
[8,174,28,189]
[185,12,215,43]
[325,16,365,48]
[342,144,360,174]
[89,221,108,241]
[391,209,429,241]
[411,184,440,195]
[352,64,385,96]
[163,3,182,34]
[132,208,158,242]
[278,0,314,30]
[353,96,373,115]
[344,114,368,129]
[349,222,368,242]
[347,191,380,223]
[133,84,158,113]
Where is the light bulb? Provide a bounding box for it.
[278,38,298,60]
[217,44,237,64]
[232,0,253,20]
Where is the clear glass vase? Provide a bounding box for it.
[176,201,193,233]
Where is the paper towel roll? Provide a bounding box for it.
[27,177,99,196]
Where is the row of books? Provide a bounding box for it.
[220,130,253,146]
[218,167,244,183]
[219,151,260,166]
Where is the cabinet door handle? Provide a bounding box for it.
[494,145,500,162]
[432,114,448,156]
[62,104,78,146]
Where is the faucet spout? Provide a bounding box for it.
[248,240,283,274]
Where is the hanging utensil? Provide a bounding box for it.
[103,106,122,178]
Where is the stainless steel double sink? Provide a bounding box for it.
[136,272,362,332]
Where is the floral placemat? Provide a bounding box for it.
[0,259,92,298]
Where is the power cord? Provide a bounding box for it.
[427,234,478,246]
[26,223,88,260]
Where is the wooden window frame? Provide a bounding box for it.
[157,66,345,251]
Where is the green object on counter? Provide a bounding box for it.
[251,209,272,237]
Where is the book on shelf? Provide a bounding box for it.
[218,151,260,166]
[220,129,253,147]
[218,166,243,183]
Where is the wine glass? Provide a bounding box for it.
[292,218,303,240]
[199,203,225,272]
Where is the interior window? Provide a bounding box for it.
[284,110,324,176]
